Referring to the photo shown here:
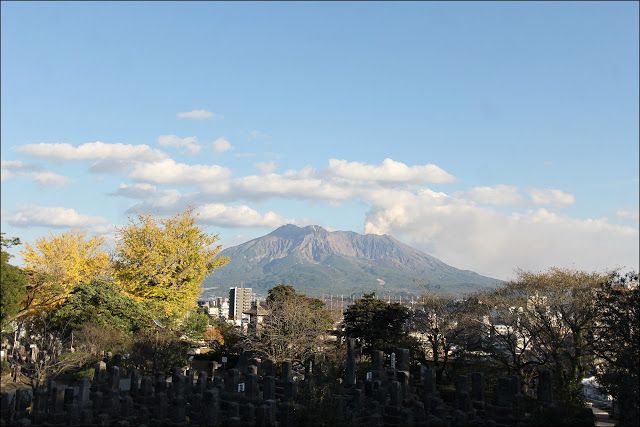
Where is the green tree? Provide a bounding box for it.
[0,233,27,331]
[114,208,229,322]
[180,309,210,341]
[51,279,151,335]
[266,284,298,304]
[593,272,639,427]
[343,293,416,354]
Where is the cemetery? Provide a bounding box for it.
[1,338,584,427]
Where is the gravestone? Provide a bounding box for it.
[202,388,220,427]
[537,369,553,404]
[396,348,410,371]
[197,371,208,394]
[281,360,292,381]
[345,338,357,386]
[372,350,385,380]
[246,373,259,401]
[108,366,120,391]
[263,376,276,401]
[129,369,140,397]
[79,377,91,405]
[495,377,513,407]
[470,372,484,402]
[227,369,240,394]
[261,359,275,378]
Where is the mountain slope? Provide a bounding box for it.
[204,224,501,297]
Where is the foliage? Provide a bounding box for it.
[486,268,607,405]
[73,322,133,357]
[127,327,191,375]
[343,293,415,354]
[0,233,27,331]
[18,231,110,319]
[180,310,210,341]
[203,326,225,347]
[266,284,298,304]
[593,272,639,427]
[412,293,480,380]
[114,208,229,322]
[51,280,151,335]
[74,367,95,381]
[208,318,244,356]
[246,285,334,362]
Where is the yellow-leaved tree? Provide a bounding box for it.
[19,231,111,318]
[114,208,229,322]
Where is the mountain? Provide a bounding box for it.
[203,224,501,297]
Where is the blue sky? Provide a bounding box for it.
[1,2,638,279]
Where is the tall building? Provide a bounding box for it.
[228,287,253,322]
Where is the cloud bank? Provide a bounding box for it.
[6,205,109,229]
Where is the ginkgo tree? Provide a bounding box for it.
[17,231,111,319]
[114,208,229,323]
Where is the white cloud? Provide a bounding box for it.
[129,159,231,188]
[177,109,215,120]
[528,188,575,206]
[1,160,27,182]
[109,183,184,212]
[461,185,522,205]
[196,203,291,228]
[617,209,640,221]
[18,141,167,164]
[157,135,200,155]
[30,171,69,187]
[1,160,68,186]
[363,189,638,279]
[109,183,159,199]
[255,161,277,175]
[6,205,109,229]
[212,138,232,153]
[233,172,353,201]
[328,158,456,184]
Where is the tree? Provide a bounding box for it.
[114,208,229,322]
[17,231,110,319]
[413,293,479,380]
[343,293,417,355]
[0,234,27,331]
[474,289,546,391]
[179,310,210,341]
[246,285,334,362]
[203,325,225,348]
[51,279,151,335]
[208,318,244,356]
[266,284,298,304]
[503,268,607,406]
[128,327,191,375]
[15,313,90,390]
[593,272,639,427]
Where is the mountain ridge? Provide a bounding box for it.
[204,224,502,297]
